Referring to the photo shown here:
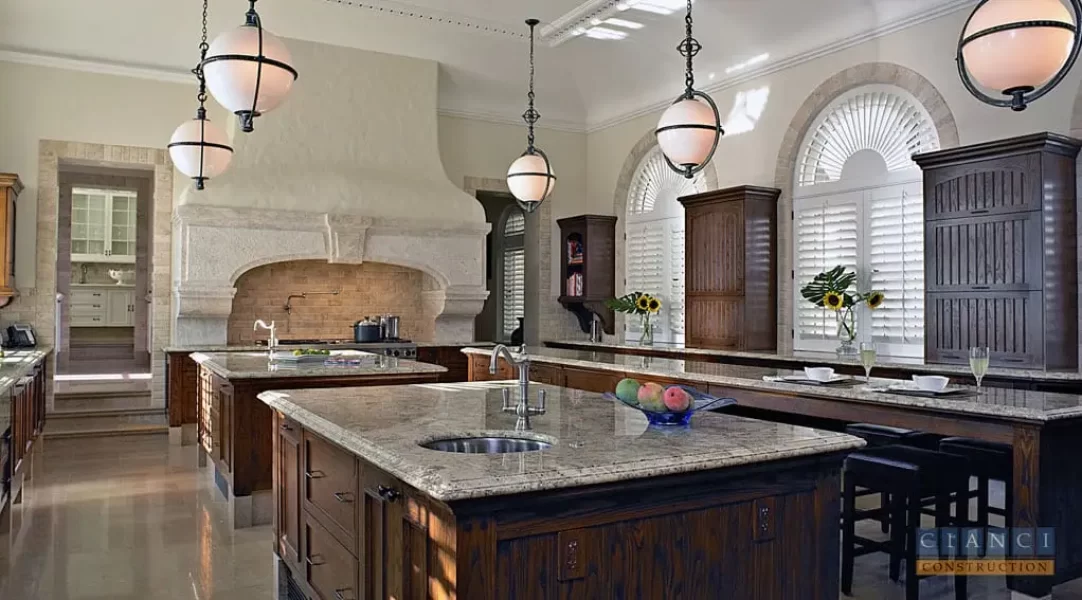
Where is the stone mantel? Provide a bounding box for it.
[172,204,489,345]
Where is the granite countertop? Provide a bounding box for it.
[164,341,495,353]
[546,340,1082,383]
[0,348,52,432]
[191,351,448,380]
[465,347,1082,423]
[258,381,864,502]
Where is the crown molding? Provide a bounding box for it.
[584,0,978,132]
[437,107,587,133]
[0,48,191,84]
[322,0,527,39]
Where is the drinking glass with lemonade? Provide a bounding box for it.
[859,342,877,383]
[969,347,990,393]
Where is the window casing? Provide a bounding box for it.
[793,86,938,358]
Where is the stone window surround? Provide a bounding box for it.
[31,141,174,412]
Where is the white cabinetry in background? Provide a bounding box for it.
[71,188,137,263]
[70,286,135,327]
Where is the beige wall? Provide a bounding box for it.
[0,60,228,292]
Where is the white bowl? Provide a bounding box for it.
[804,367,836,382]
[912,375,950,392]
[108,269,135,286]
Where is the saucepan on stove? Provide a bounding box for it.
[380,315,401,341]
[354,317,382,343]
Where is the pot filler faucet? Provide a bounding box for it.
[254,320,277,351]
[489,344,546,431]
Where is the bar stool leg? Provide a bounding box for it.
[906,493,921,600]
[842,475,856,596]
[889,491,906,582]
[976,476,989,528]
[881,491,890,533]
[955,479,969,600]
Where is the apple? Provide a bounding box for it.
[663,386,693,413]
[615,378,642,405]
[637,382,666,412]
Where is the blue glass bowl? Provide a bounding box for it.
[604,386,736,426]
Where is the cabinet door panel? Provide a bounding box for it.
[686,296,744,349]
[563,367,624,393]
[924,153,1040,219]
[925,212,1042,292]
[926,291,1043,367]
[685,202,744,294]
[276,415,302,572]
[529,363,564,387]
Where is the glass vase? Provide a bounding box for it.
[639,315,654,346]
[835,309,857,356]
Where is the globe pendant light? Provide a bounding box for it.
[507,18,556,214]
[958,0,1082,111]
[168,0,234,190]
[655,0,723,179]
[201,0,298,132]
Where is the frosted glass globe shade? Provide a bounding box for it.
[963,0,1075,93]
[203,25,297,118]
[168,118,234,181]
[656,97,720,168]
[507,153,556,205]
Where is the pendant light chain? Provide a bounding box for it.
[246,0,266,131]
[523,19,541,153]
[194,0,211,188]
[679,0,701,98]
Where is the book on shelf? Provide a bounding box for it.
[566,273,583,296]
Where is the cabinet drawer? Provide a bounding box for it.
[70,289,108,305]
[529,363,564,386]
[925,212,1043,292]
[923,153,1041,219]
[305,512,359,600]
[71,315,106,327]
[304,432,358,547]
[70,304,106,317]
[925,291,1043,367]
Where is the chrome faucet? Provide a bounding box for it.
[254,320,277,352]
[490,344,546,431]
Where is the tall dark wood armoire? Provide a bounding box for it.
[913,133,1080,370]
[679,185,780,351]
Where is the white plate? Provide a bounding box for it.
[780,374,852,385]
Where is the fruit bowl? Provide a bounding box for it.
[604,385,736,426]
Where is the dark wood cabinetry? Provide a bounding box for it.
[0,174,21,304]
[2,355,47,528]
[678,185,780,351]
[273,410,844,600]
[557,215,617,334]
[914,133,1080,369]
[276,414,303,573]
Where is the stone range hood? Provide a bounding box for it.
[172,39,488,345]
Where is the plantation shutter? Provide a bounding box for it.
[793,195,859,341]
[668,221,686,334]
[501,247,525,338]
[625,221,667,333]
[867,184,924,345]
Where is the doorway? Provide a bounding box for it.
[474,191,525,343]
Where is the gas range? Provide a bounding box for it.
[257,338,418,359]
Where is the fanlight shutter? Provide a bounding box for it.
[798,89,939,187]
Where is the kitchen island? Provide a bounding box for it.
[468,346,1082,597]
[191,351,447,528]
[259,381,863,599]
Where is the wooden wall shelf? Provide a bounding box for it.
[557,215,617,334]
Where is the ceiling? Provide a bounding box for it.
[0,0,976,130]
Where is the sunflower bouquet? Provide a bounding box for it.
[606,292,662,345]
[800,265,884,353]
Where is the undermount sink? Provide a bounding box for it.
[419,436,552,454]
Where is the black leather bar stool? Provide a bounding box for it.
[844,424,944,532]
[842,445,969,600]
[939,437,1012,529]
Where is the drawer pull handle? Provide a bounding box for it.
[306,554,326,566]
[377,485,401,502]
[280,423,293,432]
[970,209,990,214]
[305,470,326,479]
[971,286,990,290]
[334,589,354,600]
[334,491,354,503]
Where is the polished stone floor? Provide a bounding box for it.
[0,436,275,600]
[1,435,1081,599]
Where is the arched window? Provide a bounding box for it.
[624,147,707,343]
[500,207,526,340]
[793,85,939,357]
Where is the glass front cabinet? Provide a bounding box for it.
[71,188,137,263]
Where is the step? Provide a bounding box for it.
[43,412,168,439]
[48,407,164,419]
[53,378,152,397]
[52,395,156,413]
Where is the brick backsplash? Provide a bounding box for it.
[227,261,435,344]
